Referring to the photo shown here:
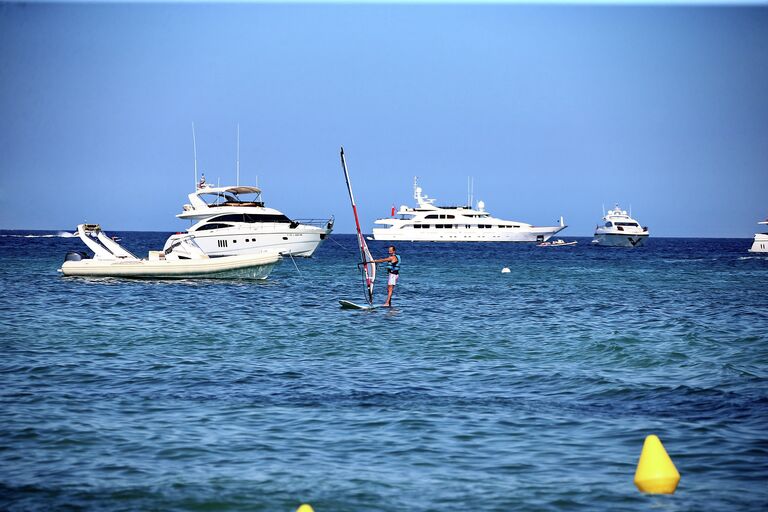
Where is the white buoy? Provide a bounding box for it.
[501,267,511,273]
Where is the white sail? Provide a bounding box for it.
[340,147,375,305]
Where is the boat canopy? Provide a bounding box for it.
[187,185,264,210]
[195,185,262,196]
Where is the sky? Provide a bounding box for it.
[0,1,766,237]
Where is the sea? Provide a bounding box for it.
[1,231,766,511]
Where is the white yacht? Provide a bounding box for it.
[748,218,768,253]
[162,181,333,258]
[372,179,566,242]
[592,204,649,247]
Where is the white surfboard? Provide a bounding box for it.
[339,300,375,310]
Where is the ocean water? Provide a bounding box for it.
[1,231,766,511]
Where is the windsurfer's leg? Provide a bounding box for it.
[384,285,393,306]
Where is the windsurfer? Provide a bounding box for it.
[373,245,399,307]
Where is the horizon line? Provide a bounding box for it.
[12,0,768,6]
[0,228,756,240]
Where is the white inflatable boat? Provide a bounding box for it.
[60,224,280,279]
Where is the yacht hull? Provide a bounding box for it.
[371,225,564,242]
[61,252,280,279]
[164,229,329,258]
[749,233,768,253]
[592,233,648,247]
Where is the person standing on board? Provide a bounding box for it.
[373,245,400,307]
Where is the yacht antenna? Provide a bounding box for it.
[467,176,470,207]
[602,204,605,217]
[236,124,240,187]
[192,122,198,188]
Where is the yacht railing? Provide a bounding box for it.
[294,217,334,230]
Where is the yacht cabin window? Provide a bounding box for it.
[195,223,233,231]
[210,214,292,224]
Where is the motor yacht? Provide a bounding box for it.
[749,218,768,253]
[60,224,280,279]
[163,180,333,258]
[592,204,649,247]
[372,179,566,242]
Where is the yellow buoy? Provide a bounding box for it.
[634,434,681,494]
[296,505,315,512]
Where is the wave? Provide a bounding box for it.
[0,232,76,238]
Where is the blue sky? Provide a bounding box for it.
[1,1,766,236]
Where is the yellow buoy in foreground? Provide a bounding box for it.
[296,505,315,512]
[634,434,681,494]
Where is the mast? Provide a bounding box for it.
[192,122,198,188]
[236,123,240,187]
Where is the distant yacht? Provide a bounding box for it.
[372,178,565,242]
[592,204,649,247]
[162,179,333,258]
[749,218,768,253]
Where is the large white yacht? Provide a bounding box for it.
[749,218,768,253]
[372,179,566,242]
[592,204,649,247]
[162,180,333,258]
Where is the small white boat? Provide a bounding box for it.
[749,218,768,253]
[60,224,280,279]
[537,239,577,247]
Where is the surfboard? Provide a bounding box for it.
[339,300,375,310]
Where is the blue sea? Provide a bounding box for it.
[1,231,767,511]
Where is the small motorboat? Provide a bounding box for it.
[537,239,577,247]
[60,224,280,279]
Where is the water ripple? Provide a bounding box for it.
[1,234,766,510]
